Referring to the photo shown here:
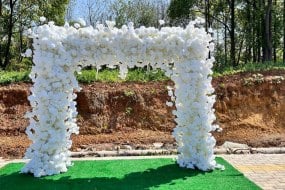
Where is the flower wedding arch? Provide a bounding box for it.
[21,19,222,177]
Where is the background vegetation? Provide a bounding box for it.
[0,0,69,70]
[1,62,284,85]
[0,0,284,75]
[167,0,285,69]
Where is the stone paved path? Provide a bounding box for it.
[1,154,285,190]
[221,154,285,190]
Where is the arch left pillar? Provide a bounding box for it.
[21,58,81,177]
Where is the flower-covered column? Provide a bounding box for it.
[171,59,222,171]
[21,53,81,177]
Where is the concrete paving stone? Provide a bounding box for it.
[221,154,285,190]
[261,185,274,188]
[274,185,285,189]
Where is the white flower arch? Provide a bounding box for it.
[21,20,222,177]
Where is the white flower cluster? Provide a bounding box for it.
[22,19,220,177]
[172,59,224,171]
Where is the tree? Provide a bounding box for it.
[268,0,283,63]
[38,0,70,25]
[167,0,196,26]
[154,0,169,26]
[84,0,112,27]
[1,0,18,69]
[263,0,273,62]
[228,0,236,66]
[0,0,70,70]
[283,0,285,63]
[0,0,2,16]
[65,0,76,21]
[111,0,158,28]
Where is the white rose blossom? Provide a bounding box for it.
[74,23,80,29]
[22,20,222,177]
[159,20,165,25]
[39,16,46,22]
[76,18,86,27]
[23,49,32,57]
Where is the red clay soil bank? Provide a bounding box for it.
[0,70,285,158]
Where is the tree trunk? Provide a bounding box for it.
[283,0,285,63]
[205,0,211,58]
[0,0,2,16]
[207,0,211,28]
[205,0,209,32]
[253,1,257,62]
[3,0,16,69]
[245,0,252,63]
[230,0,236,66]
[263,0,273,62]
[258,0,263,62]
[237,35,244,65]
[19,21,23,62]
[0,0,3,67]
[224,16,228,66]
[273,0,277,63]
[18,2,23,62]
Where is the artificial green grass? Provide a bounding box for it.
[0,157,260,190]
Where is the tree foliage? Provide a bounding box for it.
[1,0,284,70]
[38,0,69,26]
[111,0,158,28]
[168,0,285,66]
[167,0,196,26]
[0,0,70,70]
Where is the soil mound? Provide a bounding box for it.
[0,70,284,158]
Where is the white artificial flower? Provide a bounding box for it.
[76,18,86,27]
[209,42,215,51]
[64,22,70,28]
[48,21,55,26]
[106,20,116,29]
[40,16,46,22]
[24,49,33,57]
[74,23,80,29]
[168,89,173,97]
[166,101,173,107]
[127,22,134,29]
[195,17,205,24]
[159,20,165,25]
[96,23,104,31]
[208,28,213,33]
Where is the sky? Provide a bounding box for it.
[71,0,89,19]
[69,0,170,21]
[69,0,114,20]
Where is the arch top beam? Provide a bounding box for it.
[22,20,221,177]
[32,20,213,76]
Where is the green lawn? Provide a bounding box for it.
[0,68,168,84]
[212,61,285,77]
[0,70,30,84]
[0,157,260,190]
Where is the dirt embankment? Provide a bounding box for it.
[0,70,285,158]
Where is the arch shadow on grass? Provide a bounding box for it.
[0,158,261,190]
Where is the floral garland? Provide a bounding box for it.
[21,19,223,177]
